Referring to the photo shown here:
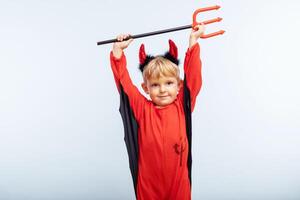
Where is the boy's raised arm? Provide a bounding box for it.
[110,34,146,121]
[182,24,205,112]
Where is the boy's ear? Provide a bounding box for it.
[178,79,183,90]
[141,82,149,94]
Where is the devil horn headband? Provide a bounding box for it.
[139,39,179,73]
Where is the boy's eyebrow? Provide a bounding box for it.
[165,78,176,81]
[149,81,159,85]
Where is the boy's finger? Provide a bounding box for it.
[124,34,131,40]
[115,34,132,43]
[128,38,134,43]
[117,35,123,41]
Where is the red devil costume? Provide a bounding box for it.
[109,40,202,200]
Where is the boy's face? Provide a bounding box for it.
[142,76,181,108]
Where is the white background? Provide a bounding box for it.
[1,0,300,199]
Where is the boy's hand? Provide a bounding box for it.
[189,24,205,48]
[112,34,133,58]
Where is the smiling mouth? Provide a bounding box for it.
[159,96,169,98]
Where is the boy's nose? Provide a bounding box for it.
[159,86,166,92]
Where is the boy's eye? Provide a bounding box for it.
[151,83,159,87]
[167,81,174,85]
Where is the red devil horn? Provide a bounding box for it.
[168,39,178,59]
[139,44,147,65]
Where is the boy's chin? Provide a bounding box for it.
[153,100,175,108]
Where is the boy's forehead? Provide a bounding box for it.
[148,76,177,82]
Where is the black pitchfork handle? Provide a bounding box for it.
[97,25,192,46]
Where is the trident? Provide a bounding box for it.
[97,5,225,45]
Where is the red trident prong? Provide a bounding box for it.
[192,5,225,39]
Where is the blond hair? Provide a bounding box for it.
[142,56,180,82]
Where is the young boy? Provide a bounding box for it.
[109,24,205,200]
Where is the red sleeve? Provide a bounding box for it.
[110,51,146,121]
[180,43,202,112]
